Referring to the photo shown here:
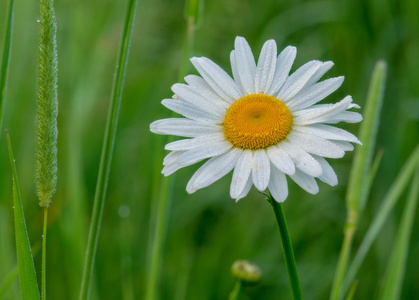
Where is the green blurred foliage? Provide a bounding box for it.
[0,0,418,299]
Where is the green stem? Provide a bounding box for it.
[78,0,138,299]
[41,207,48,300]
[228,281,242,300]
[145,12,196,300]
[268,196,303,300]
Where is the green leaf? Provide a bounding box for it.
[0,0,15,139]
[6,130,41,300]
[378,167,419,300]
[343,144,419,294]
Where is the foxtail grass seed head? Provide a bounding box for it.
[150,37,362,203]
[36,0,58,207]
[231,260,262,285]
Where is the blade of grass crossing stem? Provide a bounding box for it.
[145,1,200,299]
[377,168,419,300]
[0,0,15,139]
[6,131,41,300]
[330,61,387,300]
[342,144,419,295]
[78,0,138,299]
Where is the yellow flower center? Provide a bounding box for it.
[222,94,293,150]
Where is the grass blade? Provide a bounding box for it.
[330,61,387,300]
[343,144,419,294]
[6,130,41,300]
[78,0,138,299]
[0,0,14,139]
[377,167,419,300]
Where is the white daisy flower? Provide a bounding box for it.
[150,37,362,202]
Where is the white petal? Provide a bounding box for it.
[290,169,319,194]
[305,61,334,87]
[162,99,222,123]
[178,140,232,165]
[268,46,297,95]
[293,124,361,144]
[287,76,344,111]
[279,141,323,177]
[266,145,296,175]
[251,149,271,191]
[163,150,183,166]
[255,40,277,94]
[165,133,225,151]
[326,111,363,124]
[230,51,245,95]
[150,118,221,137]
[235,175,253,201]
[171,83,226,116]
[293,96,354,125]
[162,151,195,176]
[331,140,354,151]
[230,150,253,199]
[286,131,345,158]
[277,60,322,101]
[186,149,241,193]
[234,36,257,94]
[313,155,338,186]
[184,75,231,108]
[268,165,288,202]
[191,57,243,101]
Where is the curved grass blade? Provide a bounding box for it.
[78,0,138,299]
[342,144,419,295]
[0,0,15,139]
[330,60,387,300]
[377,168,419,300]
[6,130,41,300]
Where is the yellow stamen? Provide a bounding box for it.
[223,94,293,150]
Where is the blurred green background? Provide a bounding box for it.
[1,0,418,299]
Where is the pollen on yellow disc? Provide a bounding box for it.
[222,94,293,150]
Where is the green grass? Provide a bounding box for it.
[1,0,419,299]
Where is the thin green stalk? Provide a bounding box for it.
[228,281,242,300]
[267,195,302,300]
[145,2,198,299]
[0,0,14,139]
[330,61,387,300]
[41,208,48,300]
[78,0,138,299]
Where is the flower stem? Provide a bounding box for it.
[41,207,48,300]
[78,0,138,299]
[267,195,303,300]
[228,281,242,300]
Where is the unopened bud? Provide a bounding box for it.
[231,260,262,285]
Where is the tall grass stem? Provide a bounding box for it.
[145,2,198,299]
[378,168,419,300]
[78,0,138,299]
[330,61,387,300]
[41,208,48,300]
[0,0,14,139]
[342,144,419,295]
